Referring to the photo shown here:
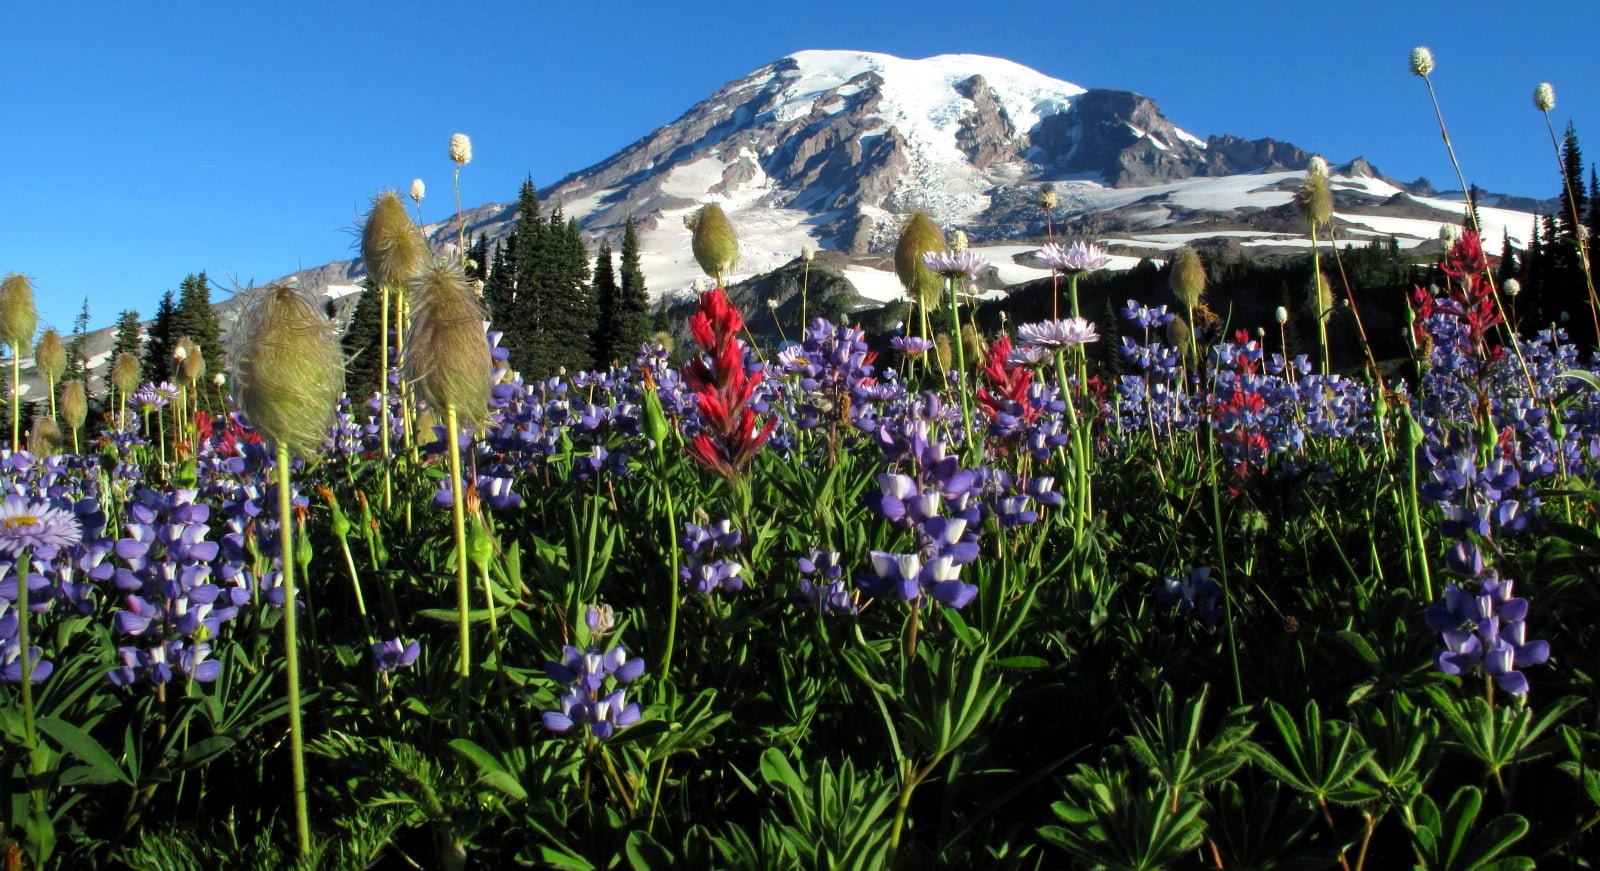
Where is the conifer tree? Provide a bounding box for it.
[545,213,595,374]
[173,272,225,400]
[111,310,143,363]
[64,298,91,386]
[465,235,490,283]
[341,281,385,402]
[1500,232,1519,280]
[615,218,652,363]
[143,290,178,383]
[592,242,619,368]
[483,240,514,329]
[506,178,549,375]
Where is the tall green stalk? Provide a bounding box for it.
[15,548,44,820]
[276,445,311,855]
[446,405,472,683]
[946,276,973,443]
[379,285,393,510]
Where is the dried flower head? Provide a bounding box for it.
[1170,248,1207,311]
[410,178,426,203]
[61,380,87,431]
[449,133,472,166]
[895,211,947,310]
[1296,157,1333,226]
[175,337,205,382]
[34,328,66,386]
[28,416,61,456]
[1308,270,1335,322]
[1534,83,1555,112]
[1409,46,1435,77]
[1037,183,1058,211]
[361,191,428,291]
[801,244,815,262]
[405,261,491,426]
[0,274,38,352]
[111,352,141,396]
[229,284,345,459]
[689,203,739,281]
[950,229,969,252]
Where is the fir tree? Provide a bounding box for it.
[615,218,652,363]
[591,242,619,368]
[341,280,385,403]
[111,310,143,361]
[506,178,549,375]
[545,213,595,374]
[483,240,514,329]
[143,290,178,383]
[64,298,91,386]
[172,272,225,402]
[1499,232,1519,279]
[465,234,490,283]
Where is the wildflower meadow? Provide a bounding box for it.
[4,60,1600,871]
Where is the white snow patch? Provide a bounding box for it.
[324,284,362,300]
[840,266,908,304]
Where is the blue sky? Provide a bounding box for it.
[6,0,1597,332]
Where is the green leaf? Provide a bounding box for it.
[992,655,1049,670]
[175,736,235,770]
[35,716,132,787]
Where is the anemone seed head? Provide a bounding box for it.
[1170,248,1207,311]
[894,212,947,310]
[405,261,491,427]
[111,352,142,396]
[0,274,39,353]
[229,284,345,459]
[34,329,66,385]
[1534,83,1555,112]
[61,380,87,431]
[1409,46,1435,77]
[449,133,472,165]
[690,203,739,281]
[361,190,428,291]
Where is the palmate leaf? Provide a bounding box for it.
[1206,780,1326,871]
[1424,687,1581,781]
[1409,786,1533,871]
[1123,684,1254,798]
[1040,764,1208,871]
[1243,700,1377,806]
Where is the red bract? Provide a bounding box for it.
[682,288,774,479]
[976,335,1036,423]
[1412,230,1503,352]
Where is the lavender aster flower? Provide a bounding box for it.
[921,250,989,279]
[1016,317,1099,348]
[0,495,82,556]
[891,336,936,357]
[1037,241,1111,274]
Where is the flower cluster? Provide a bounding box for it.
[1156,567,1223,625]
[1426,572,1549,694]
[683,288,776,478]
[680,519,745,595]
[798,549,854,615]
[542,607,644,740]
[860,420,981,609]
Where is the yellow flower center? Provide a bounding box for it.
[1,516,40,531]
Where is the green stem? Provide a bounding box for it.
[379,285,392,511]
[659,467,681,684]
[276,445,311,855]
[946,275,973,445]
[1204,425,1244,707]
[446,405,471,684]
[11,354,18,451]
[15,548,44,820]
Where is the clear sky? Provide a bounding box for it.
[5,0,1597,332]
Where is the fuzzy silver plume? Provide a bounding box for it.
[229,284,345,459]
[111,352,141,396]
[404,261,491,426]
[61,380,87,432]
[449,133,472,166]
[0,274,38,353]
[175,337,206,383]
[895,212,947,310]
[34,329,66,387]
[1534,83,1556,112]
[361,191,428,291]
[1409,46,1435,77]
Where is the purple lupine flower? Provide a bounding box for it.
[679,519,745,595]
[798,549,855,615]
[542,617,645,740]
[857,550,977,609]
[1156,567,1223,625]
[0,603,51,683]
[372,637,422,672]
[1426,573,1549,694]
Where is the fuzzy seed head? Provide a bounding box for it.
[951,229,969,252]
[1166,315,1193,355]
[404,261,491,427]
[61,380,87,431]
[34,329,66,386]
[229,284,345,459]
[1409,46,1435,77]
[895,212,948,310]
[111,353,141,396]
[362,191,429,292]
[689,203,739,281]
[1169,248,1207,311]
[801,244,815,262]
[28,416,61,456]
[0,274,39,352]
[1037,183,1058,211]
[410,178,426,203]
[1308,155,1329,177]
[175,337,206,382]
[1296,166,1333,226]
[1503,277,1522,298]
[1308,270,1334,321]
[1534,83,1555,112]
[449,133,472,165]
